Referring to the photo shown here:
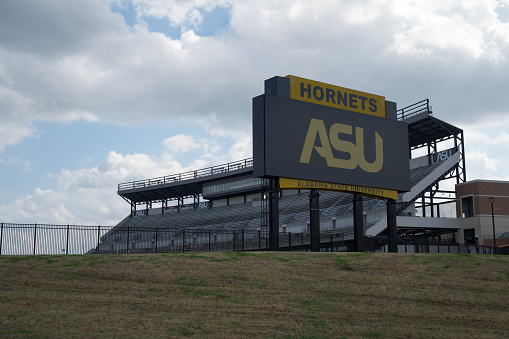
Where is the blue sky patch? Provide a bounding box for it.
[109,1,231,39]
[195,6,231,37]
[0,119,233,206]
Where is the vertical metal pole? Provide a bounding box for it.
[155,228,158,253]
[353,193,364,252]
[0,223,4,256]
[182,229,185,253]
[430,193,434,218]
[288,232,292,251]
[330,234,333,252]
[268,178,280,251]
[33,224,37,255]
[422,194,426,217]
[96,225,101,253]
[422,228,427,253]
[387,198,398,253]
[309,189,320,252]
[233,231,236,252]
[460,131,467,182]
[427,143,431,165]
[242,229,245,251]
[209,230,211,252]
[258,230,261,250]
[490,198,496,254]
[66,224,70,255]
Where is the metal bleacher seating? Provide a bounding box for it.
[103,154,458,250]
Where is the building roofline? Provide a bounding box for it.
[456,179,509,186]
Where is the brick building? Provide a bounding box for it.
[456,180,509,247]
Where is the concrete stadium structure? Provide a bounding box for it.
[93,98,509,254]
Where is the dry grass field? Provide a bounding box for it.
[0,252,508,338]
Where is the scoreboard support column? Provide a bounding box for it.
[269,178,280,251]
[353,193,364,252]
[387,198,398,253]
[309,189,320,252]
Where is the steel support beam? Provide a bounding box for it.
[268,178,279,251]
[309,189,320,252]
[353,193,364,252]
[387,198,398,253]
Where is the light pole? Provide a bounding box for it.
[489,196,496,254]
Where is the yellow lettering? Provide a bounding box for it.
[300,119,334,164]
[356,127,383,173]
[328,123,358,169]
[300,118,383,173]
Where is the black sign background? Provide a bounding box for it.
[253,94,411,192]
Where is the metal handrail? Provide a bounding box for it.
[118,157,254,192]
[397,99,432,120]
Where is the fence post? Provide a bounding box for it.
[288,232,292,251]
[182,229,185,253]
[33,224,37,255]
[66,225,70,255]
[0,223,3,255]
[232,231,236,252]
[258,230,261,250]
[96,225,101,254]
[330,234,334,252]
[208,230,211,252]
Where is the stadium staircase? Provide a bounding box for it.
[366,152,461,237]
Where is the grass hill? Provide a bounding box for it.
[0,252,508,338]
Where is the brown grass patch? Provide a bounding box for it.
[0,252,507,338]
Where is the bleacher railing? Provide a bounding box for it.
[397,99,432,120]
[118,158,253,192]
[1,223,507,255]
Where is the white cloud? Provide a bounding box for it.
[388,0,509,61]
[466,149,503,179]
[0,150,186,225]
[466,129,509,146]
[0,127,250,225]
[462,123,509,181]
[0,121,36,153]
[0,189,74,225]
[163,134,202,153]
[228,131,251,160]
[2,0,509,154]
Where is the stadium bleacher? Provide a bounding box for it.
[97,99,466,253]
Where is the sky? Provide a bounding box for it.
[0,0,509,225]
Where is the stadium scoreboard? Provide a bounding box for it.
[253,75,410,197]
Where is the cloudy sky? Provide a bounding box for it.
[1,0,508,225]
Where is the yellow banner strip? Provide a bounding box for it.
[285,75,386,118]
[279,177,398,200]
